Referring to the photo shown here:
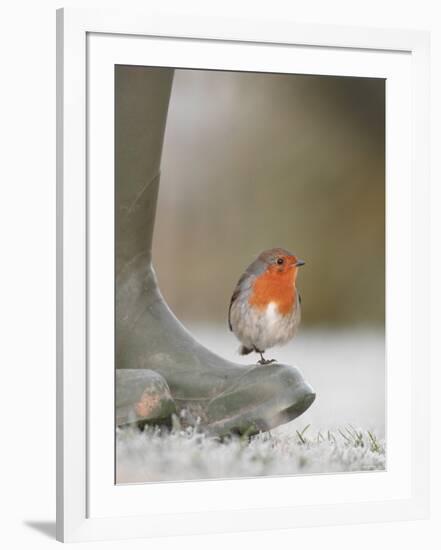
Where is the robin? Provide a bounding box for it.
[228,248,305,365]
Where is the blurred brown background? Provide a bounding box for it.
[152,69,385,328]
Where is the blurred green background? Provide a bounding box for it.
[152,69,385,328]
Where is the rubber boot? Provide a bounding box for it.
[115,65,315,436]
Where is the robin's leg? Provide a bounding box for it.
[256,348,277,365]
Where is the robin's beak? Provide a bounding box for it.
[295,259,305,267]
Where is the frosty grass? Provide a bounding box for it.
[116,421,385,483]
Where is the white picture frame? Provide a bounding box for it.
[56,7,430,543]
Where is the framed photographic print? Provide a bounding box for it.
[56,7,430,542]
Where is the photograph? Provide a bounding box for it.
[115,64,386,484]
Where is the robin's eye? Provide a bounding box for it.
[277,258,284,265]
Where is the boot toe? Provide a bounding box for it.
[206,363,315,436]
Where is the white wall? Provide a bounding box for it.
[0,1,439,548]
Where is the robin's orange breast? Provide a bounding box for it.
[249,269,297,316]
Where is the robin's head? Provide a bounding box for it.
[258,248,305,275]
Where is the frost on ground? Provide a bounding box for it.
[116,424,385,484]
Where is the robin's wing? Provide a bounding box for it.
[228,272,251,331]
[228,257,267,331]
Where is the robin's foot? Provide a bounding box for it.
[257,350,277,365]
[257,358,277,365]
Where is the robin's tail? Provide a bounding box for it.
[239,345,253,356]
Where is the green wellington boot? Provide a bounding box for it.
[115,66,315,436]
